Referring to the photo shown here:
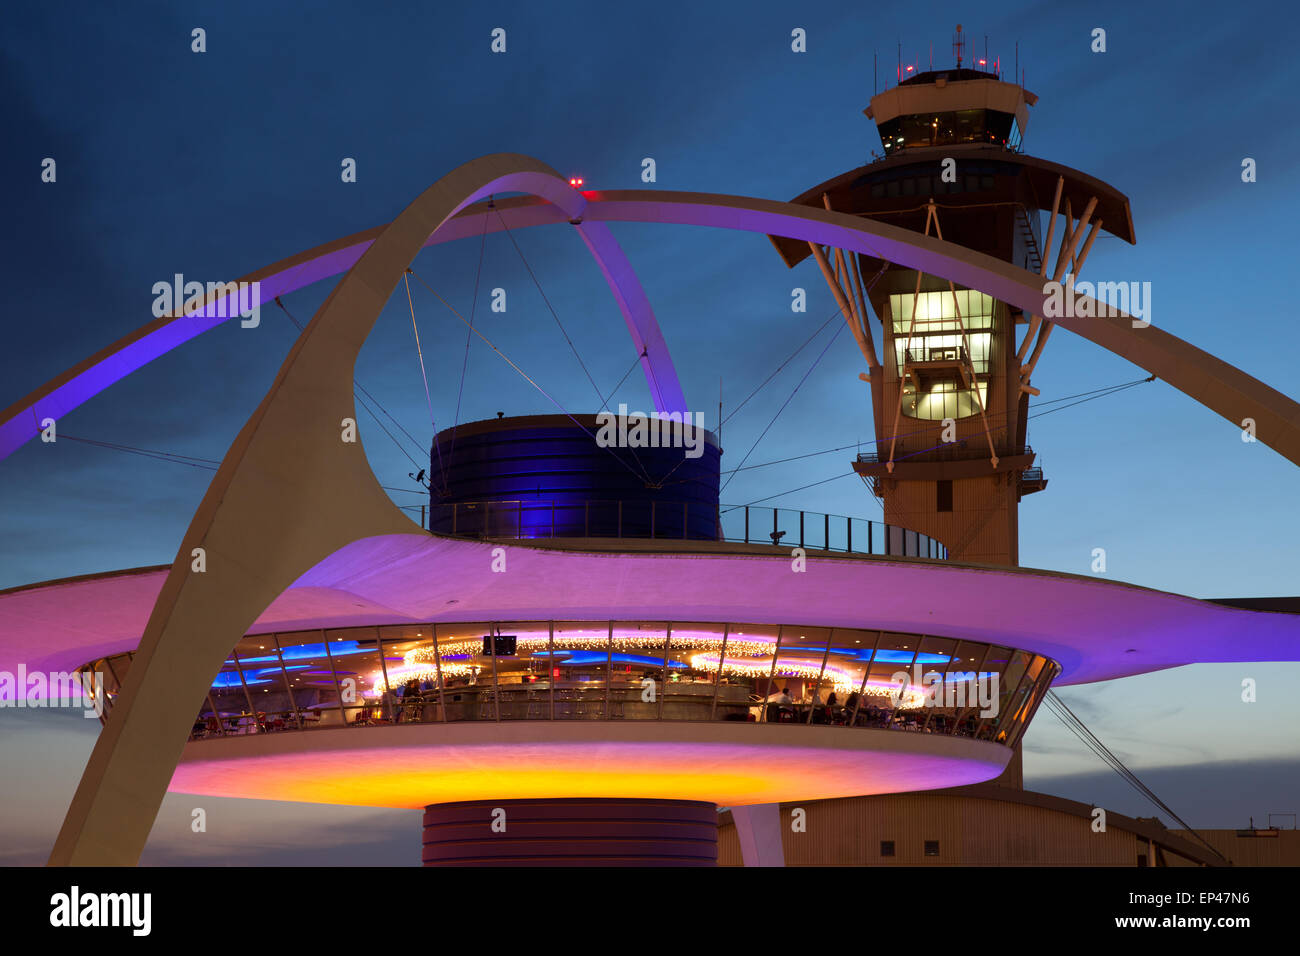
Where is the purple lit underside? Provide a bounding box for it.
[4,534,1299,694]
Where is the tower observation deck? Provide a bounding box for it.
[769,32,1135,566]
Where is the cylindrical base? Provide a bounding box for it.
[421,798,718,866]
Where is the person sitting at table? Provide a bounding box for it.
[766,687,794,722]
[403,678,422,722]
[825,691,841,723]
[380,687,398,723]
[843,691,860,723]
[808,688,827,723]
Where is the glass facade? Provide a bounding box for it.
[890,289,997,421]
[78,623,1059,748]
[877,109,1021,155]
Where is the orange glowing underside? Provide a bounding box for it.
[169,723,1009,808]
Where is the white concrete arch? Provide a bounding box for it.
[6,190,1300,468]
[47,155,625,865]
[0,189,685,462]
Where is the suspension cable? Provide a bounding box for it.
[722,307,842,427]
[406,266,655,486]
[494,205,611,408]
[58,435,221,470]
[718,256,891,490]
[726,374,1157,477]
[607,348,648,403]
[720,323,846,494]
[725,374,1157,509]
[274,297,427,472]
[441,208,493,496]
[491,206,655,485]
[1045,691,1229,863]
[403,271,436,429]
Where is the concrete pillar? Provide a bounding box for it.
[730,802,785,866]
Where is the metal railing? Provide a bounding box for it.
[858,442,1035,466]
[426,499,947,559]
[903,344,970,366]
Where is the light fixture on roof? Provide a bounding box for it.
[569,177,585,187]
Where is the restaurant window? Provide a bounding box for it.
[880,840,895,857]
[924,840,940,857]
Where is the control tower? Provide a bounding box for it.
[769,28,1135,566]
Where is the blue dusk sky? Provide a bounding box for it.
[1,0,1297,864]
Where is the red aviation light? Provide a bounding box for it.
[569,176,585,187]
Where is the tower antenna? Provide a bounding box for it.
[953,24,963,68]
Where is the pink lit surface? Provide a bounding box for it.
[3,534,1299,695]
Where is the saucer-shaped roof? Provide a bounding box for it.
[2,534,1297,689]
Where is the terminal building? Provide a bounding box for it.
[2,35,1299,866]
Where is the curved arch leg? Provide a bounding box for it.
[49,154,588,865]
